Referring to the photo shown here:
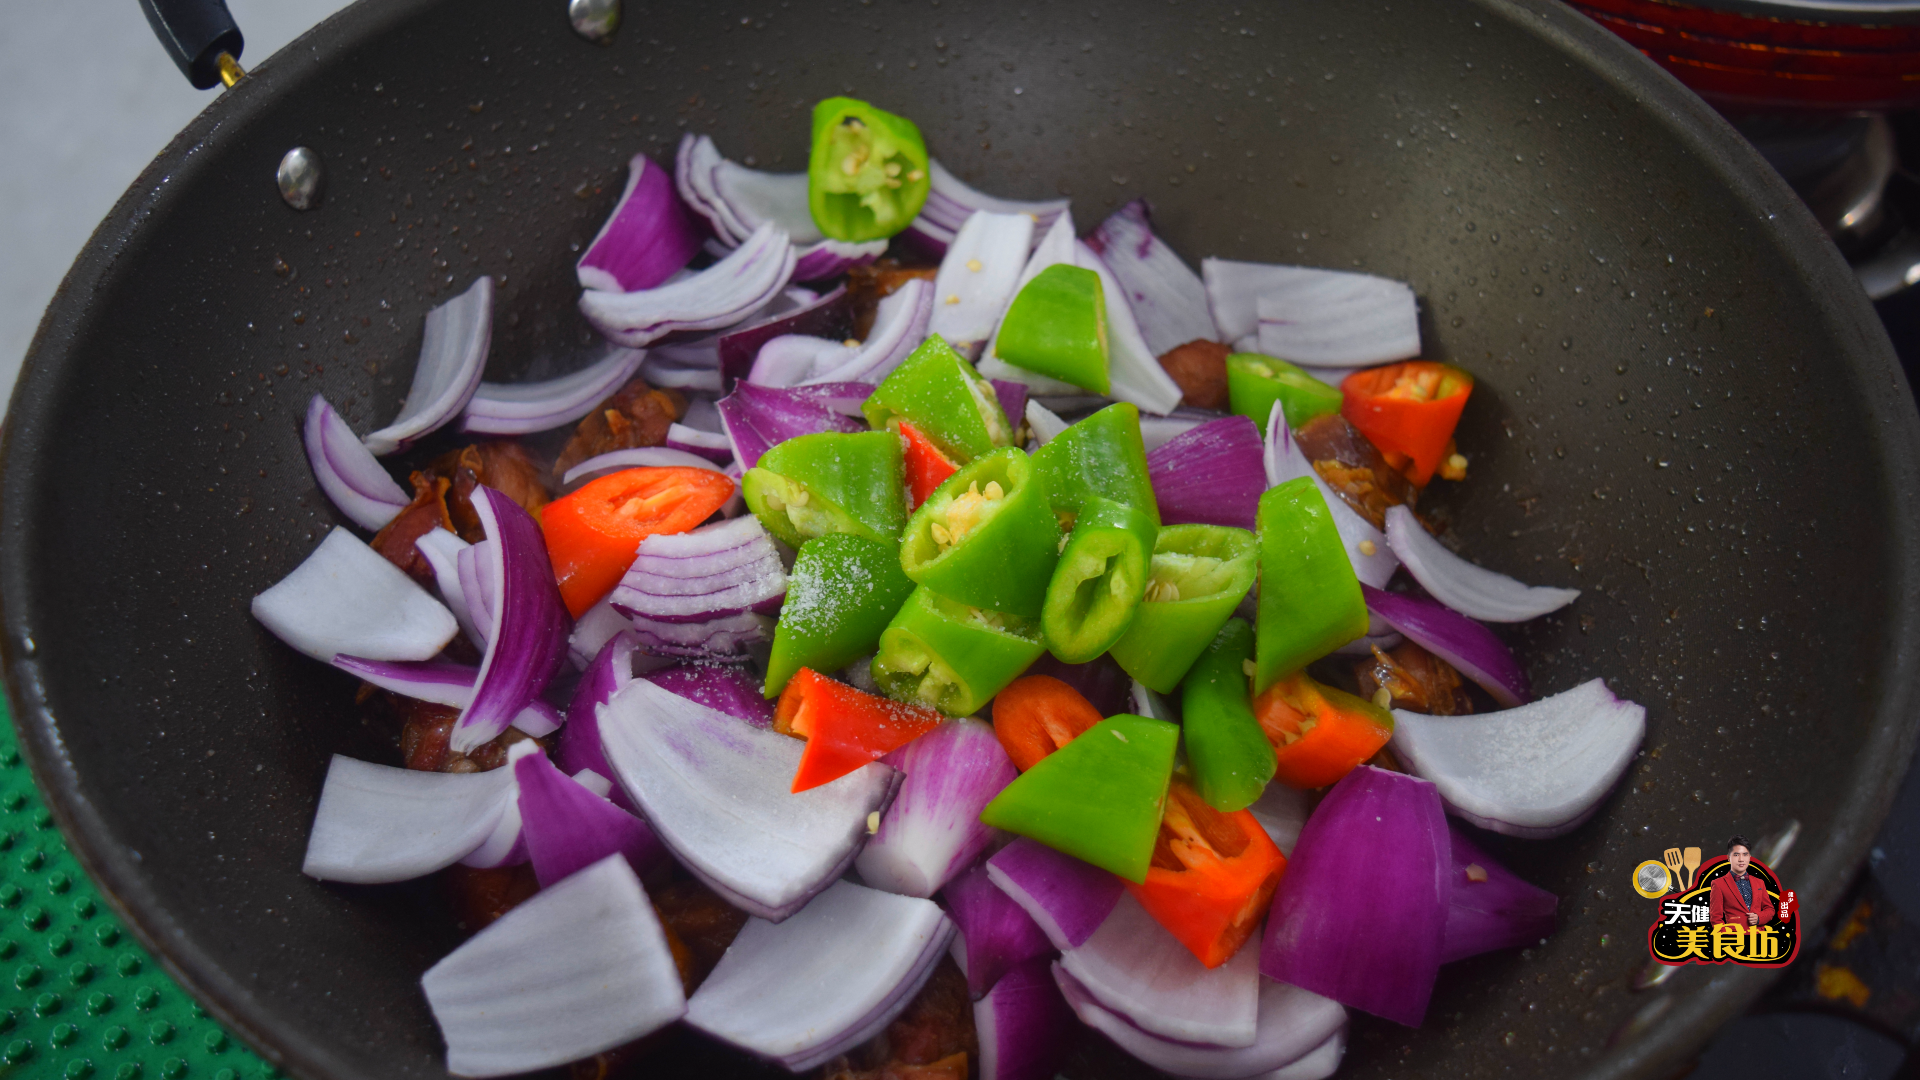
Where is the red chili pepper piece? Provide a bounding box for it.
[1339,361,1473,487]
[540,466,737,617]
[898,420,960,510]
[1127,779,1286,968]
[990,675,1104,772]
[774,668,945,793]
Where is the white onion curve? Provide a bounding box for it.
[251,527,458,663]
[579,222,796,348]
[460,347,644,435]
[364,276,495,456]
[928,211,1036,361]
[1087,199,1219,357]
[303,395,409,530]
[1262,404,1399,588]
[1058,891,1262,1049]
[302,752,518,883]
[1384,505,1581,622]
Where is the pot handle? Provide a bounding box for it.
[138,0,246,90]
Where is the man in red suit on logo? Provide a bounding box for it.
[1709,835,1775,927]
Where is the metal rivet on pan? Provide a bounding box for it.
[277,147,324,211]
[569,0,620,42]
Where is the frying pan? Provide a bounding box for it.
[5,0,1917,1077]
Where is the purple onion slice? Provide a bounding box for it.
[450,488,571,754]
[943,861,1053,1001]
[793,237,887,281]
[460,347,644,435]
[1024,400,1069,445]
[1075,239,1184,416]
[666,423,733,464]
[1202,257,1419,366]
[1261,766,1448,1028]
[1138,408,1217,453]
[576,152,705,294]
[748,335,857,388]
[1262,404,1398,588]
[906,159,1071,255]
[1147,414,1265,533]
[626,611,773,661]
[610,515,787,624]
[975,957,1076,1080]
[301,751,519,883]
[1059,892,1261,1048]
[557,632,642,808]
[364,276,494,456]
[515,750,666,888]
[597,676,895,920]
[642,663,775,728]
[1383,505,1581,622]
[1362,586,1530,708]
[856,718,1017,898]
[716,285,851,385]
[559,447,725,491]
[684,880,954,1071]
[991,380,1030,437]
[1443,823,1559,963]
[985,837,1124,952]
[415,529,486,649]
[705,149,821,245]
[303,395,408,530]
[568,599,638,671]
[928,211,1036,360]
[1087,199,1219,357]
[715,380,866,470]
[804,277,934,386]
[251,527,458,663]
[421,855,685,1078]
[579,222,796,348]
[1389,678,1646,840]
[1055,965,1348,1080]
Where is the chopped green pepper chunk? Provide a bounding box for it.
[1109,524,1259,693]
[863,335,1014,464]
[871,586,1046,716]
[993,264,1111,394]
[742,430,907,548]
[899,447,1059,619]
[979,713,1180,883]
[807,97,932,242]
[1254,477,1367,693]
[1226,353,1344,436]
[1180,618,1274,812]
[766,535,918,698]
[1029,403,1159,524]
[1041,498,1155,664]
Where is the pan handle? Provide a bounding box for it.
[138,0,246,89]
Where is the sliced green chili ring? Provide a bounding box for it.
[741,430,907,549]
[1108,523,1259,693]
[863,335,1014,464]
[1029,402,1158,524]
[899,447,1058,619]
[1040,498,1156,665]
[1226,352,1344,436]
[807,97,932,242]
[870,586,1046,716]
[765,535,918,698]
[1179,618,1274,812]
[1254,477,1367,693]
[993,263,1111,394]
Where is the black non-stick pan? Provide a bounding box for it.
[5,0,1916,1077]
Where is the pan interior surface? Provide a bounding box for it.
[3,1,1914,1078]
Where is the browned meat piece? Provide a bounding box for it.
[1354,640,1473,716]
[442,863,539,933]
[1157,339,1231,410]
[846,259,939,341]
[369,472,455,584]
[824,1055,968,1080]
[553,378,687,481]
[397,698,540,773]
[1293,413,1418,530]
[422,440,554,542]
[650,878,750,994]
[824,958,977,1080]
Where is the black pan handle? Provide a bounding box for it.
[138,0,246,89]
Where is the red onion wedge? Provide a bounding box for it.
[303,395,409,530]
[716,380,866,470]
[577,153,705,294]
[460,347,644,435]
[1201,258,1419,366]
[515,750,666,888]
[644,663,776,728]
[450,487,571,755]
[421,855,686,1078]
[625,610,773,661]
[1389,678,1646,840]
[991,380,1030,438]
[1362,586,1531,708]
[609,515,787,624]
[252,527,458,663]
[906,159,1072,255]
[1060,891,1261,1048]
[1260,766,1448,1028]
[748,335,857,388]
[1442,823,1558,963]
[1148,415,1265,533]
[597,676,896,920]
[1383,505,1582,622]
[1076,239,1186,416]
[1087,199,1219,357]
[579,222,795,348]
[792,237,887,282]
[364,276,494,456]
[944,860,1053,1000]
[302,750,520,883]
[716,285,851,385]
[666,423,733,463]
[568,598,638,671]
[857,718,1018,898]
[976,957,1076,1080]
[560,447,725,490]
[686,879,954,1071]
[415,530,486,649]
[804,277,934,385]
[1056,966,1348,1080]
[330,655,566,738]
[986,837,1125,952]
[1247,783,1312,859]
[1263,405,1399,588]
[929,211,1036,360]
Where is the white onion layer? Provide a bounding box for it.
[1254,274,1420,367]
[364,276,495,456]
[1384,505,1581,622]
[461,347,644,435]
[302,754,516,883]
[928,211,1036,360]
[1056,964,1347,1080]
[1089,199,1219,356]
[579,222,796,348]
[1075,239,1184,415]
[251,527,458,663]
[1059,892,1261,1048]
[302,395,409,530]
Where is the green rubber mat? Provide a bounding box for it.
[0,701,277,1080]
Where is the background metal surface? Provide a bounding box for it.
[4,1,1917,1078]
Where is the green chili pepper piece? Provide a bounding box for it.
[1041,498,1156,665]
[1226,353,1344,436]
[863,335,1014,464]
[807,97,932,243]
[871,586,1047,716]
[1180,618,1274,812]
[979,713,1180,883]
[900,447,1059,619]
[1254,477,1368,693]
[1109,524,1259,693]
[1029,402,1158,524]
[741,430,907,549]
[765,535,918,698]
[993,264,1111,394]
